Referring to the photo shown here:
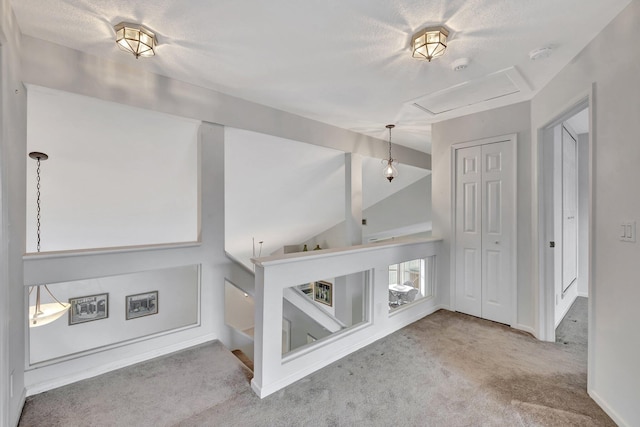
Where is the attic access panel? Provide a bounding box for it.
[409,67,531,116]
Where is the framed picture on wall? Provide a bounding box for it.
[313,280,333,306]
[69,293,109,325]
[125,291,158,320]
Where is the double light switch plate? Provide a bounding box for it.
[620,221,636,242]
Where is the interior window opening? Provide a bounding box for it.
[388,258,433,310]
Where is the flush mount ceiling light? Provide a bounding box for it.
[382,124,398,182]
[114,22,157,59]
[28,152,70,327]
[411,26,449,62]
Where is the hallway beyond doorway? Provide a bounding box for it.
[556,296,588,352]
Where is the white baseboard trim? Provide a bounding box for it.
[578,292,589,298]
[589,388,629,427]
[250,379,263,397]
[26,333,217,397]
[11,388,26,427]
[512,323,536,336]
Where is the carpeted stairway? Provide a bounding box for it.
[19,298,612,426]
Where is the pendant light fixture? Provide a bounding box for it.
[382,124,398,182]
[28,151,70,328]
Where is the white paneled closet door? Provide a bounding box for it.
[455,140,514,325]
[455,145,483,318]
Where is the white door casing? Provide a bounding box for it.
[536,94,591,347]
[453,135,516,325]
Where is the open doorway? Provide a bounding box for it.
[539,100,590,343]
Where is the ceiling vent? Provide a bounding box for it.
[408,67,531,116]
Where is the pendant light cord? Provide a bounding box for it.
[388,126,393,161]
[36,156,42,253]
[388,128,392,162]
[31,154,66,312]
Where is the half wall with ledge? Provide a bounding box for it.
[251,237,442,398]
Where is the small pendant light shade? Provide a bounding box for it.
[384,159,398,182]
[29,292,70,327]
[382,124,398,182]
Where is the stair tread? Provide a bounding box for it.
[232,349,254,372]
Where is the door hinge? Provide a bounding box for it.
[549,241,555,248]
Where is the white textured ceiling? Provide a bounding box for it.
[10,0,631,153]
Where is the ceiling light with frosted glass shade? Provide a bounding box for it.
[115,22,157,58]
[411,26,449,62]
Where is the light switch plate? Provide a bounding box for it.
[620,221,636,242]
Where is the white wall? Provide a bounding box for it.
[305,174,433,249]
[26,87,200,252]
[363,174,432,240]
[22,122,228,396]
[225,281,255,334]
[302,220,347,251]
[530,2,640,424]
[29,265,199,365]
[431,101,534,332]
[0,0,27,424]
[224,127,346,265]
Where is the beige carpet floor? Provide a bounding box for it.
[19,299,613,426]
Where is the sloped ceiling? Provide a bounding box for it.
[225,128,429,265]
[10,0,631,153]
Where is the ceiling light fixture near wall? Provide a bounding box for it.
[114,22,157,59]
[28,152,70,327]
[382,124,398,182]
[411,26,449,62]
